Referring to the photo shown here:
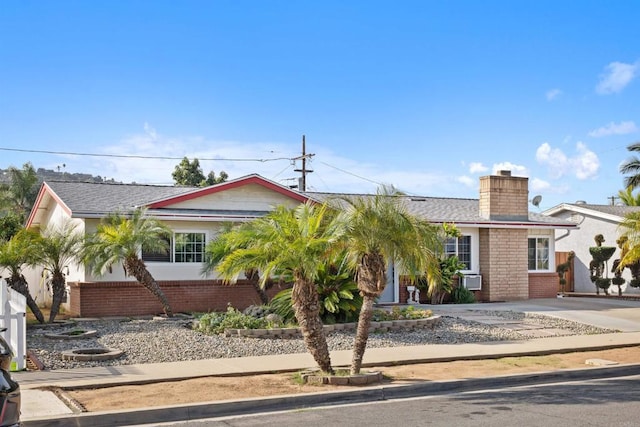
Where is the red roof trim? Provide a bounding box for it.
[25,182,72,228]
[146,175,310,208]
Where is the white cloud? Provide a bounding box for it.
[574,142,600,179]
[491,162,529,177]
[535,141,599,180]
[468,162,489,174]
[458,175,475,187]
[530,178,551,192]
[588,121,638,137]
[546,89,562,101]
[536,143,569,179]
[596,61,638,94]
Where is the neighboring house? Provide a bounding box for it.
[24,171,576,318]
[543,202,640,295]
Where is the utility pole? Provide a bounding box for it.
[294,135,314,191]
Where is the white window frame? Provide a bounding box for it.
[528,236,551,272]
[142,230,208,263]
[444,234,473,272]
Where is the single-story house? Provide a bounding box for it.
[24,170,576,317]
[542,202,640,295]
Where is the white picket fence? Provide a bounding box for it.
[0,279,27,371]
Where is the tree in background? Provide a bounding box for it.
[0,162,39,221]
[0,213,24,242]
[618,186,640,206]
[172,157,228,187]
[620,142,640,189]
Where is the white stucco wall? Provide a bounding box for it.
[83,218,229,282]
[553,210,638,294]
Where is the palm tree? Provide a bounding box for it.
[33,221,85,322]
[619,211,640,264]
[620,142,640,189]
[205,202,340,373]
[0,162,39,219]
[202,223,271,304]
[84,209,174,317]
[618,186,640,206]
[0,230,45,323]
[332,186,442,374]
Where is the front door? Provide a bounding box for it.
[377,263,396,303]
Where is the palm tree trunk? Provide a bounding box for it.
[8,275,45,324]
[351,294,375,374]
[352,252,386,374]
[245,268,269,305]
[125,256,174,317]
[291,278,333,374]
[48,271,66,323]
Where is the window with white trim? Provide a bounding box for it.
[174,232,206,263]
[445,235,472,270]
[142,232,207,263]
[528,237,549,270]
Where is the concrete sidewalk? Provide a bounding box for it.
[17,297,640,425]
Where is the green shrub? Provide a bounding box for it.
[371,306,432,321]
[269,261,363,324]
[197,306,272,334]
[451,286,476,304]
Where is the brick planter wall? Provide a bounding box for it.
[68,280,285,317]
[528,272,559,299]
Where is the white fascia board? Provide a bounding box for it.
[543,204,624,223]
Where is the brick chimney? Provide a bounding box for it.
[479,170,529,221]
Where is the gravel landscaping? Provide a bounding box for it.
[27,311,617,371]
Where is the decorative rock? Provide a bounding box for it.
[25,313,617,371]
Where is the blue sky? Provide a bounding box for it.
[1,1,640,210]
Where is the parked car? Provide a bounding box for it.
[0,328,20,427]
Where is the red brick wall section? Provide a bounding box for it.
[68,280,285,317]
[528,272,559,299]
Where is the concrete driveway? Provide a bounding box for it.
[426,297,640,332]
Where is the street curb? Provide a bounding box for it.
[21,363,640,427]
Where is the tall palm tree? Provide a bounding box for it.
[33,221,84,322]
[84,209,174,317]
[618,186,640,206]
[205,202,340,373]
[620,142,640,189]
[0,230,45,323]
[332,186,442,374]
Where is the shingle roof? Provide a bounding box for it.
[543,203,640,221]
[305,192,572,227]
[35,180,575,229]
[44,181,193,215]
[566,203,640,217]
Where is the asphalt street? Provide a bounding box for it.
[138,373,640,427]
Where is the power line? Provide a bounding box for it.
[319,161,385,186]
[0,146,290,162]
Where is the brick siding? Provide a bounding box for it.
[528,272,560,299]
[68,280,285,317]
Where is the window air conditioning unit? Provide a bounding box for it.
[460,275,482,291]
